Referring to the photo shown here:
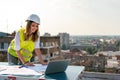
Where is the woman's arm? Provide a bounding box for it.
[16,50,34,66]
[16,50,26,64]
[35,48,47,65]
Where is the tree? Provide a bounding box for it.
[86,47,98,55]
[62,44,67,50]
[115,40,120,51]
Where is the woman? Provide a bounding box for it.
[8,14,47,66]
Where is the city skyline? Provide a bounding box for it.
[0,0,120,35]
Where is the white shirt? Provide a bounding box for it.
[15,31,40,51]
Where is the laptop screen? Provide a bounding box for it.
[45,60,69,74]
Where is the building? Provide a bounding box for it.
[0,34,61,62]
[0,36,13,51]
[0,36,14,62]
[43,33,51,36]
[39,36,61,61]
[0,32,11,37]
[70,43,97,52]
[58,33,69,50]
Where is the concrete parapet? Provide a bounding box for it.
[82,71,120,80]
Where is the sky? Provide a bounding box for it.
[0,0,120,36]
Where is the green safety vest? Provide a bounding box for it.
[8,28,35,62]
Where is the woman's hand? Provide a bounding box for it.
[24,62,35,66]
[41,61,48,65]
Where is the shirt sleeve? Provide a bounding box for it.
[15,31,20,50]
[34,32,40,49]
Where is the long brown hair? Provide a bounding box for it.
[24,21,39,42]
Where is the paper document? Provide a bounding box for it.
[0,68,6,72]
[0,65,43,76]
[0,65,19,72]
[27,64,47,73]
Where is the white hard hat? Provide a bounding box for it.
[26,14,40,24]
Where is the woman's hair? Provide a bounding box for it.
[24,21,39,42]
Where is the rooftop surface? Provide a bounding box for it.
[81,71,120,80]
[82,77,112,80]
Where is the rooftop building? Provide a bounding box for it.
[58,33,70,50]
[0,35,61,62]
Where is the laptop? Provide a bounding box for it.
[44,60,69,74]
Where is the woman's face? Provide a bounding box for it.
[30,22,38,34]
